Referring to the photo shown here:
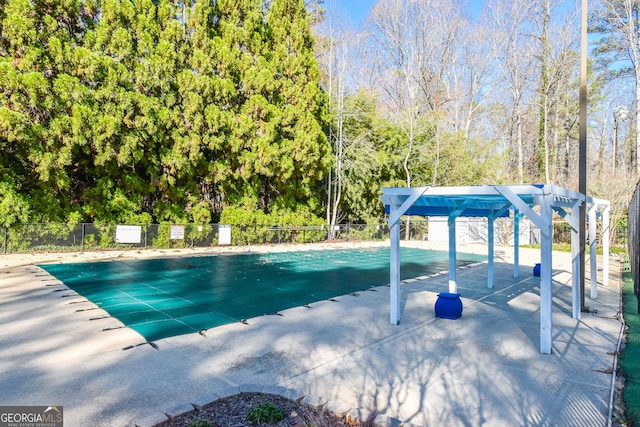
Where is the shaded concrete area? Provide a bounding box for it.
[0,242,624,426]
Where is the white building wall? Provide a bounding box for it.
[427,217,538,245]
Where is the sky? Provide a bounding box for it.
[338,0,377,25]
[336,0,485,26]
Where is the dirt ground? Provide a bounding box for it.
[160,392,367,427]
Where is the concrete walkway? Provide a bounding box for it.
[0,242,624,426]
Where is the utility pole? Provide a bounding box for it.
[579,0,588,312]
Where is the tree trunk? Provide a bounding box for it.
[517,112,524,183]
[539,0,551,184]
[403,133,413,240]
[330,116,344,238]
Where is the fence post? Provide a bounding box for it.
[81,223,85,253]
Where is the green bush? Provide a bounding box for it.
[6,224,32,252]
[185,419,213,427]
[347,223,387,241]
[94,221,116,247]
[152,222,175,248]
[220,205,325,245]
[246,402,285,424]
[553,222,572,244]
[0,182,30,228]
[5,223,83,252]
[151,223,216,248]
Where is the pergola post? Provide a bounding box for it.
[571,202,582,319]
[514,211,520,279]
[539,194,554,355]
[488,212,494,289]
[551,200,582,319]
[589,204,598,298]
[448,215,457,294]
[390,208,401,325]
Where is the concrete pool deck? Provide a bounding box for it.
[0,241,625,426]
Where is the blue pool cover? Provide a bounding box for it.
[39,247,483,342]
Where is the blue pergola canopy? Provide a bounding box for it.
[384,205,510,218]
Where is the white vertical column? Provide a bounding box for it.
[488,213,494,289]
[603,205,610,287]
[448,216,457,294]
[571,202,581,319]
[539,195,553,354]
[514,211,520,279]
[390,215,401,325]
[589,204,598,298]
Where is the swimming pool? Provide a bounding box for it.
[39,247,484,342]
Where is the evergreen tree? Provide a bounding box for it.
[80,0,147,222]
[0,0,97,223]
[142,0,194,222]
[81,0,187,223]
[209,0,273,213]
[263,0,330,211]
[0,0,332,226]
[340,92,404,223]
[169,0,234,222]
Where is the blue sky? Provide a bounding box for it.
[338,0,376,25]
[336,1,485,25]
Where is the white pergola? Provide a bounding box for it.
[381,184,610,354]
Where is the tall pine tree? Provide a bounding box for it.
[1,0,332,226]
[213,0,275,211]
[168,0,231,222]
[82,0,187,223]
[262,0,330,212]
[0,0,97,222]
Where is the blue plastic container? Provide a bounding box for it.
[533,263,541,277]
[434,292,463,319]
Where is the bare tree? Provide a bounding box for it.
[527,0,580,185]
[592,0,640,179]
[536,0,553,184]
[315,1,353,237]
[365,0,430,238]
[446,23,497,139]
[483,0,539,183]
[368,0,470,183]
[369,0,423,189]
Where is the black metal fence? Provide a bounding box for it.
[0,217,606,254]
[0,222,397,253]
[551,220,627,248]
[629,182,640,311]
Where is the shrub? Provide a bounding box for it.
[185,419,213,427]
[220,205,325,245]
[246,402,285,424]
